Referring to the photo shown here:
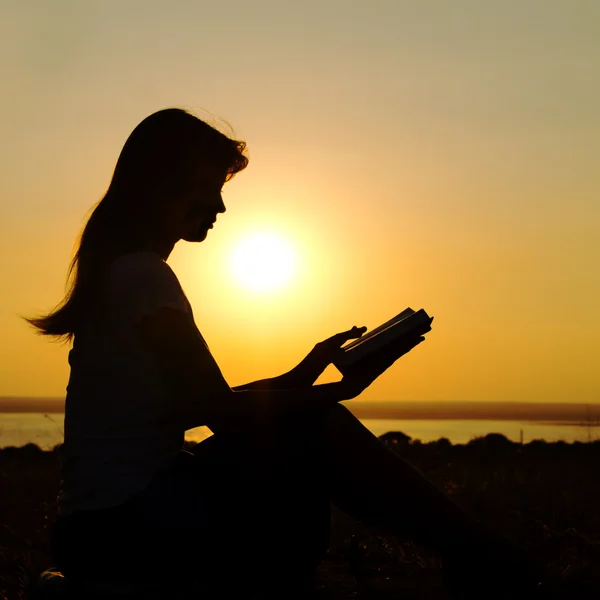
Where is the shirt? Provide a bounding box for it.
[58,252,210,516]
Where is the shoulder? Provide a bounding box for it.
[107,252,190,320]
[109,251,182,289]
[110,252,174,278]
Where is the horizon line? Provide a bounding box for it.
[1,396,599,422]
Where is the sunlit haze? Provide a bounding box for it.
[1,1,599,408]
[229,232,297,293]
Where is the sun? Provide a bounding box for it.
[229,232,297,293]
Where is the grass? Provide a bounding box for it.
[1,435,600,599]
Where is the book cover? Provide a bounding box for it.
[333,308,432,375]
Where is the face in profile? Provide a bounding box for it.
[172,165,228,244]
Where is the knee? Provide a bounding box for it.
[281,402,357,445]
[285,403,357,459]
[317,401,358,431]
[297,403,353,442]
[209,403,355,463]
[325,402,354,418]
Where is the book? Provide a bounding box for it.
[333,308,433,376]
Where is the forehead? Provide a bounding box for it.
[191,160,228,187]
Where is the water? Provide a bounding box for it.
[0,413,598,450]
[0,413,66,450]
[362,418,599,444]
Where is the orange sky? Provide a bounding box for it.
[1,1,599,405]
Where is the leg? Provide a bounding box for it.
[313,403,476,553]
[189,404,475,554]
[51,503,156,583]
[197,426,332,562]
[315,403,545,597]
[140,427,332,591]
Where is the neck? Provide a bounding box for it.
[122,230,177,261]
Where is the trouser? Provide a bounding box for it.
[51,414,333,589]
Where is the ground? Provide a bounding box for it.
[1,435,599,599]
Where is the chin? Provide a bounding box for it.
[182,229,209,243]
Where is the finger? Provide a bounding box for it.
[322,330,358,348]
[336,325,367,341]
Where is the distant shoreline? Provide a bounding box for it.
[1,397,599,423]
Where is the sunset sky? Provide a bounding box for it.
[1,1,599,406]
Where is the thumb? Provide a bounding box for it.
[345,325,367,339]
[325,326,367,349]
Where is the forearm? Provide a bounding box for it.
[205,381,353,434]
[234,381,351,408]
[231,357,322,391]
[231,370,299,391]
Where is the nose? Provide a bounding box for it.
[217,194,226,214]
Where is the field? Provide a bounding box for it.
[1,434,600,599]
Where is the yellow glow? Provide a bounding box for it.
[3,2,600,408]
[228,231,297,293]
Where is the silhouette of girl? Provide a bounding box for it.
[28,108,544,599]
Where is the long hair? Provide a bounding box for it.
[25,108,248,342]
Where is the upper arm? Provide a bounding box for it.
[107,254,231,429]
[134,307,232,430]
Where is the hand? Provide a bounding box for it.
[341,333,426,399]
[289,325,368,387]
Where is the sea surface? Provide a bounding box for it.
[0,412,598,450]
